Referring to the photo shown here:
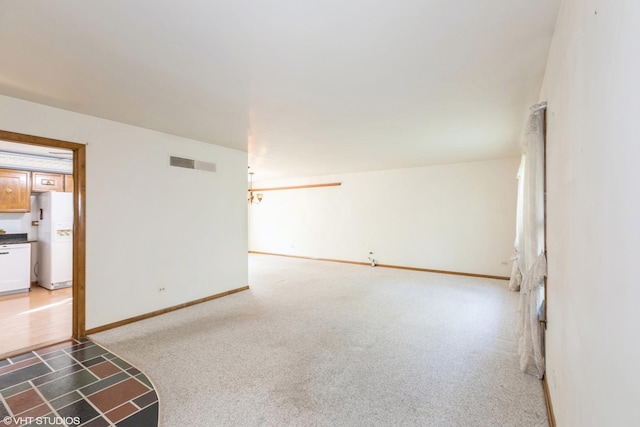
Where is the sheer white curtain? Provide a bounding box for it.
[509,102,547,379]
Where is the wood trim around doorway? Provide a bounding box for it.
[0,130,86,338]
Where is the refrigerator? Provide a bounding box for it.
[37,191,73,290]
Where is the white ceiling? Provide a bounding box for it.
[0,0,559,180]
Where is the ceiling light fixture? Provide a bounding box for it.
[248,169,263,204]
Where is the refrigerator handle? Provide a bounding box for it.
[40,209,43,220]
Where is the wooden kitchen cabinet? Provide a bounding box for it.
[0,169,31,212]
[32,172,65,193]
[64,174,74,193]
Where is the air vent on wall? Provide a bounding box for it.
[169,156,216,173]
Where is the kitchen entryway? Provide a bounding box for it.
[0,138,73,357]
[0,132,86,359]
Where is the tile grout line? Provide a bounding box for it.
[29,379,66,425]
[103,400,141,424]
[0,356,38,376]
[76,384,117,427]
[83,373,143,399]
[37,347,58,373]
[129,373,152,389]
[0,391,14,418]
[27,359,93,390]
[27,350,66,424]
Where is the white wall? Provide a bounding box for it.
[0,195,40,282]
[541,1,640,425]
[250,158,519,277]
[0,195,39,240]
[0,95,248,329]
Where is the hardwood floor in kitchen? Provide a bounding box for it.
[0,285,72,359]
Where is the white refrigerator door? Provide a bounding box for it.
[51,192,74,222]
[37,192,73,289]
[51,220,73,284]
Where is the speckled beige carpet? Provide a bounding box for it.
[91,254,549,427]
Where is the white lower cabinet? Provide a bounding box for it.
[0,243,31,295]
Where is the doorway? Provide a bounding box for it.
[0,130,86,359]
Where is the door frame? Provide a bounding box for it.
[0,129,86,338]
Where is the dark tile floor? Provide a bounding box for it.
[0,339,158,426]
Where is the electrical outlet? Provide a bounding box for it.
[501,261,508,266]
[158,287,166,292]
